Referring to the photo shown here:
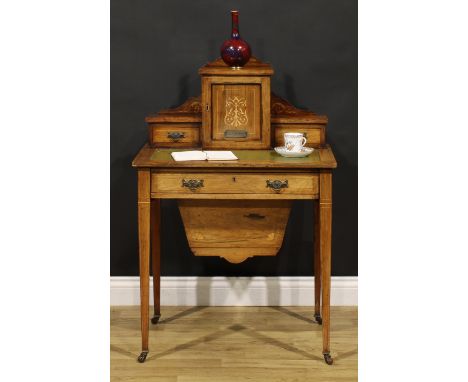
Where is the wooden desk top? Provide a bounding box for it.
[132,144,337,169]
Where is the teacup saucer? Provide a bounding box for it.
[274,146,314,158]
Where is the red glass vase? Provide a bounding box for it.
[220,10,251,68]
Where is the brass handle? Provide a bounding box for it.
[266,179,288,191]
[182,179,204,191]
[167,131,185,141]
[244,213,266,220]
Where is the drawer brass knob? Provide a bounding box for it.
[182,179,204,191]
[266,179,288,191]
[167,131,185,140]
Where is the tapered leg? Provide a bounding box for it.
[314,200,322,325]
[137,170,151,363]
[151,199,161,324]
[319,171,333,365]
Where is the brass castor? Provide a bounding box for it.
[151,314,161,324]
[137,351,148,363]
[314,313,322,325]
[323,352,333,365]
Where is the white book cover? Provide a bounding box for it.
[171,151,238,162]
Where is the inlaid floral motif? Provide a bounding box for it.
[224,96,248,127]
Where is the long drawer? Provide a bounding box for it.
[151,172,319,199]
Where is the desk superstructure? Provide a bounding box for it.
[132,57,337,365]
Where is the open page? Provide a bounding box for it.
[171,150,238,161]
[171,151,207,161]
[204,151,238,161]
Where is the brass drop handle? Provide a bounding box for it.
[182,179,204,191]
[167,131,185,141]
[266,179,288,192]
[244,213,266,220]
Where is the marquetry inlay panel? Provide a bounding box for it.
[224,96,248,128]
[211,84,261,141]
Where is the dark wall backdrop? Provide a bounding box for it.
[111,0,357,276]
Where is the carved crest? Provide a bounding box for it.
[271,94,302,115]
[170,97,202,113]
[269,93,328,124]
[224,96,248,127]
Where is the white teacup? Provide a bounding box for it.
[284,132,307,152]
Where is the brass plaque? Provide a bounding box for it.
[224,129,248,138]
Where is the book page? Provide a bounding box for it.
[171,151,207,161]
[204,151,238,161]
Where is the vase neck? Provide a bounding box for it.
[231,10,240,39]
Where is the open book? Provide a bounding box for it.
[171,150,238,162]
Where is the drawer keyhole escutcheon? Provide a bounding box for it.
[266,179,289,192]
[182,179,204,191]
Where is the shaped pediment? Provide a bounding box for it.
[146,93,327,125]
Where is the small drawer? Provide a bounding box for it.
[274,124,325,148]
[151,172,319,198]
[148,123,200,148]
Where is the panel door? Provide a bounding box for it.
[211,84,261,141]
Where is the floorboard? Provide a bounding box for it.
[111,306,357,381]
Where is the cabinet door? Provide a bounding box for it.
[211,83,261,141]
[202,76,270,149]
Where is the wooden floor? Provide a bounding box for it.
[111,306,357,382]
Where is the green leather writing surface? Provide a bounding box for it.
[232,150,320,163]
[150,149,320,163]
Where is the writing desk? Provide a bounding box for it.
[132,144,337,364]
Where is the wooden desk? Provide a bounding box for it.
[132,145,337,365]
